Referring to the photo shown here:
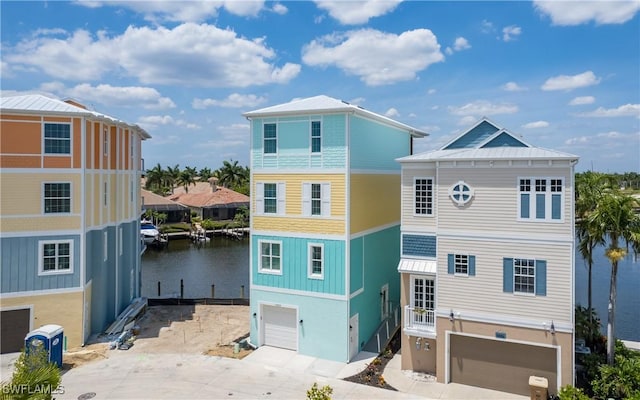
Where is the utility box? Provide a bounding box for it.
[25,324,64,368]
[528,376,548,400]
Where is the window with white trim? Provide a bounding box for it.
[414,178,433,216]
[302,182,331,217]
[104,181,108,207]
[514,258,535,294]
[311,121,321,153]
[44,123,71,154]
[308,243,324,278]
[410,275,435,328]
[103,128,109,156]
[44,183,71,213]
[518,177,563,221]
[259,240,281,274]
[103,232,108,261]
[255,182,285,215]
[39,240,72,275]
[455,254,468,274]
[264,123,277,154]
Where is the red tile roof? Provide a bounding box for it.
[168,182,249,208]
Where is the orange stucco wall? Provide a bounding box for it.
[0,120,41,154]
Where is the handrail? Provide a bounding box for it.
[404,305,435,331]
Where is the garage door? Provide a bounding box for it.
[450,334,557,396]
[262,305,297,351]
[1,309,30,354]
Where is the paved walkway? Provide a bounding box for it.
[1,347,527,399]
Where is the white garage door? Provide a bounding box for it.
[262,305,297,351]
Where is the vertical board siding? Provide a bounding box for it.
[252,235,345,295]
[349,236,364,294]
[437,237,572,323]
[349,116,409,171]
[349,174,401,234]
[0,235,81,293]
[349,225,402,350]
[88,227,117,333]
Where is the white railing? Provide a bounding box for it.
[404,306,435,332]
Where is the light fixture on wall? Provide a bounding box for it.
[423,341,430,351]
[252,312,257,318]
[550,321,556,335]
[415,337,421,350]
[449,310,455,322]
[299,319,304,325]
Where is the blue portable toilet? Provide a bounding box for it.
[25,324,64,368]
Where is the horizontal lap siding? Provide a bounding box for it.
[252,235,345,295]
[0,173,82,215]
[349,116,409,171]
[350,174,401,234]
[0,120,41,154]
[437,237,572,323]
[437,167,573,237]
[401,166,437,233]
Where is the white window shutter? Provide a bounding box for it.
[321,183,331,216]
[302,183,311,216]
[277,183,286,216]
[256,182,264,215]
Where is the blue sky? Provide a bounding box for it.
[2,1,639,173]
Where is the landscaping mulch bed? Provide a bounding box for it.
[343,329,401,391]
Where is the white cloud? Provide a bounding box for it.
[564,130,639,149]
[534,1,640,25]
[200,123,250,150]
[449,100,519,116]
[302,28,444,86]
[457,116,477,126]
[502,81,527,91]
[192,93,267,109]
[271,3,288,15]
[6,23,301,88]
[313,0,403,25]
[579,104,640,117]
[76,0,266,22]
[385,107,400,118]
[43,82,176,110]
[569,96,596,105]
[138,115,200,130]
[502,25,522,41]
[427,89,436,95]
[522,121,549,129]
[481,19,494,34]
[446,37,471,55]
[541,71,600,91]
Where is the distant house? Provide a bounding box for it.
[243,95,426,362]
[168,178,249,221]
[141,189,190,223]
[0,94,149,353]
[396,117,578,396]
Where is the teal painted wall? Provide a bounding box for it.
[250,115,346,170]
[349,116,410,171]
[249,289,349,362]
[349,236,364,294]
[349,225,401,350]
[252,235,345,295]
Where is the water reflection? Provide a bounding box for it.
[141,236,249,300]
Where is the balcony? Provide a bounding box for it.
[404,306,436,338]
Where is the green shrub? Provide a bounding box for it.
[306,382,333,400]
[591,351,640,400]
[557,385,590,400]
[1,347,61,400]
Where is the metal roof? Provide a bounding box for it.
[243,95,427,138]
[0,94,151,139]
[397,259,437,274]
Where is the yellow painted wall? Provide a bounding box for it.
[252,173,346,234]
[1,216,81,232]
[350,174,401,234]
[93,174,101,225]
[1,290,85,349]
[0,173,82,216]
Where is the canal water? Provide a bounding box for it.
[142,237,639,341]
[141,236,249,300]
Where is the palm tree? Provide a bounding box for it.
[145,163,166,195]
[588,191,640,365]
[198,167,213,181]
[177,168,196,193]
[166,164,181,193]
[575,172,610,343]
[216,160,244,188]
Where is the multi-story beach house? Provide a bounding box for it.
[243,95,426,362]
[0,94,149,353]
[396,117,578,396]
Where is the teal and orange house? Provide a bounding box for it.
[243,95,426,361]
[0,94,150,352]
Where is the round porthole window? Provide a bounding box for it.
[449,181,474,207]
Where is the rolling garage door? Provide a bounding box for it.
[450,334,557,396]
[1,309,30,354]
[262,305,297,351]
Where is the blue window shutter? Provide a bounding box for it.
[536,194,545,219]
[520,194,530,218]
[447,254,454,274]
[469,255,476,276]
[503,258,513,292]
[551,194,561,220]
[536,260,547,296]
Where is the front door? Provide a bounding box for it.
[380,284,389,320]
[349,314,359,360]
